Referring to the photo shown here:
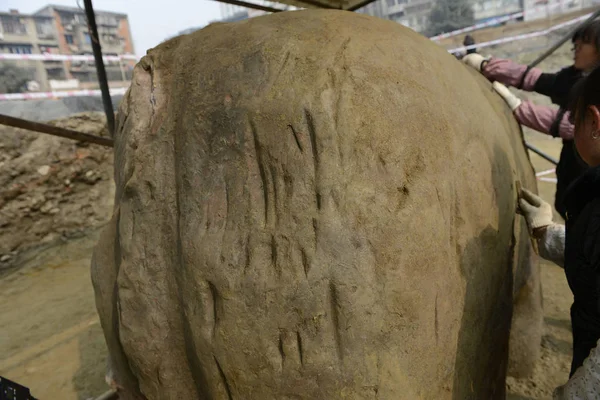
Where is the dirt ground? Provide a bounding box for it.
[0,229,108,399]
[0,11,586,400]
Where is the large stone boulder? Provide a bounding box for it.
[91,9,542,400]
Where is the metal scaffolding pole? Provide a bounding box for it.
[528,7,600,69]
[83,0,115,137]
[0,114,114,147]
[526,142,559,165]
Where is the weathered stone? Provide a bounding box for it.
[92,10,542,400]
[37,165,51,176]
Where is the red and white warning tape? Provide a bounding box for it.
[0,11,591,101]
[536,168,557,183]
[446,12,591,53]
[0,53,139,62]
[431,13,524,41]
[430,1,567,41]
[0,87,128,101]
[536,168,556,177]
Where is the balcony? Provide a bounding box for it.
[43,59,63,67]
[37,33,56,40]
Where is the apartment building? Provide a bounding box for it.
[356,0,434,32]
[0,9,63,90]
[220,1,298,20]
[35,4,135,85]
[0,5,134,92]
[523,0,600,21]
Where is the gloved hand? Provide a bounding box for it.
[462,53,489,72]
[517,188,554,231]
[492,81,522,111]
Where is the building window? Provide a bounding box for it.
[65,34,74,44]
[389,11,405,20]
[386,0,396,6]
[1,16,27,35]
[59,12,74,25]
[46,67,66,80]
[84,32,92,44]
[40,45,59,54]
[97,14,118,26]
[406,2,431,13]
[7,45,33,54]
[35,19,55,39]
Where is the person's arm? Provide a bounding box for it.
[492,82,575,139]
[483,58,543,91]
[535,225,566,268]
[514,101,574,140]
[518,188,565,268]
[462,54,542,90]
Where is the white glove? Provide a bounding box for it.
[492,81,522,111]
[462,53,489,72]
[517,188,553,231]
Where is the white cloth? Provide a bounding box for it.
[538,224,566,268]
[462,53,488,72]
[554,339,600,399]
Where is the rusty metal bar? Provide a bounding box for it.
[83,0,116,136]
[526,142,559,165]
[0,114,114,147]
[292,0,339,9]
[347,0,377,11]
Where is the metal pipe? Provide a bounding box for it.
[293,0,339,9]
[347,0,378,11]
[528,7,600,69]
[526,142,559,165]
[0,114,114,147]
[83,0,115,137]
[209,0,285,12]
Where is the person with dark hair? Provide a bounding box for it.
[516,66,600,398]
[462,20,600,220]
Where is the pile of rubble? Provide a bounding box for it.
[0,112,114,270]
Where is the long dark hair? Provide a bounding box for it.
[569,66,600,126]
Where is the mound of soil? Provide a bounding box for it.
[0,112,114,271]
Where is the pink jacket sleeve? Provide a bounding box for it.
[483,58,543,91]
[514,100,574,140]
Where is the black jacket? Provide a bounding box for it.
[533,65,582,109]
[532,66,587,220]
[563,164,600,375]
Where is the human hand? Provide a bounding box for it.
[517,188,554,231]
[462,53,489,72]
